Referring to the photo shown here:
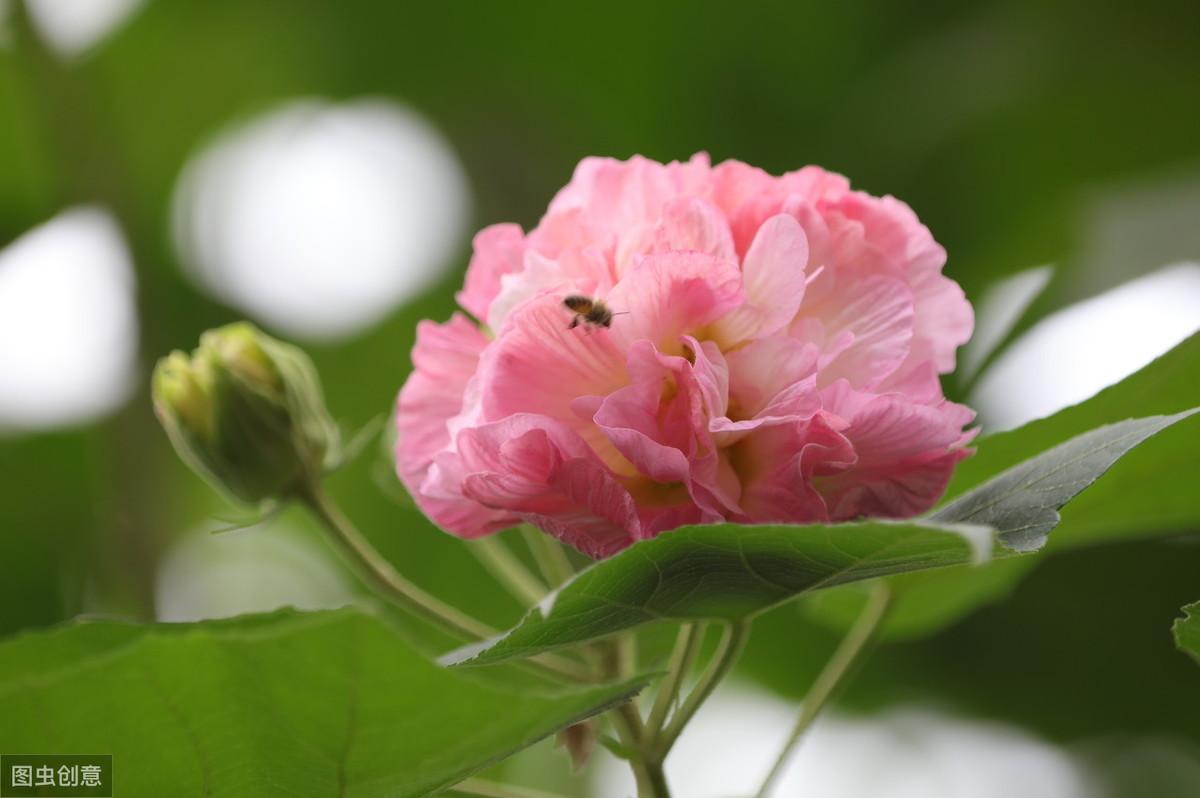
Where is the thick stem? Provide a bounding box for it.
[468,535,547,606]
[634,760,671,798]
[653,621,750,757]
[755,582,892,797]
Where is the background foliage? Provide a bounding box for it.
[1,1,1198,795]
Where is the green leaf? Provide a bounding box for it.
[454,411,1193,666]
[447,520,988,667]
[1175,601,1200,666]
[0,608,645,797]
[948,333,1200,548]
[929,410,1198,551]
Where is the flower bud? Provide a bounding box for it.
[153,322,340,505]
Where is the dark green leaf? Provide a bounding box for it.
[947,333,1200,549]
[1175,601,1200,665]
[930,410,1198,551]
[0,608,644,797]
[456,411,1193,665]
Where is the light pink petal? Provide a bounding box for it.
[477,294,628,426]
[395,314,515,537]
[653,197,736,262]
[725,334,820,418]
[605,251,744,354]
[711,214,810,346]
[486,251,572,331]
[456,224,525,322]
[795,273,915,389]
[898,268,974,379]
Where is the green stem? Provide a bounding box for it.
[608,693,669,798]
[754,582,892,797]
[645,623,703,733]
[302,482,494,640]
[468,535,547,606]
[653,621,750,757]
[521,525,576,587]
[300,483,590,683]
[448,777,568,798]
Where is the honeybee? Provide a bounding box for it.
[563,294,627,329]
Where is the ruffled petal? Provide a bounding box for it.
[395,313,514,537]
[605,251,744,355]
[454,414,642,558]
[794,273,915,389]
[711,214,810,346]
[814,382,976,519]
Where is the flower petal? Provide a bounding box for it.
[711,214,810,346]
[456,224,525,322]
[455,414,642,558]
[795,273,915,388]
[605,251,743,354]
[395,313,515,537]
[815,384,976,519]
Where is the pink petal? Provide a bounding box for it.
[653,197,736,262]
[395,314,515,537]
[605,251,744,354]
[478,294,629,425]
[815,385,976,519]
[456,224,525,322]
[795,273,915,389]
[725,334,820,418]
[592,338,739,516]
[711,214,810,346]
[734,414,857,524]
[454,414,642,558]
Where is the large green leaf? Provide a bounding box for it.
[1175,601,1200,666]
[454,411,1193,666]
[0,608,644,798]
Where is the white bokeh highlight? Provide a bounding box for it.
[173,99,470,340]
[156,519,353,622]
[595,685,1088,798]
[24,0,146,57]
[970,263,1200,432]
[0,207,138,430]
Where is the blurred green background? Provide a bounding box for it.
[1,1,1198,795]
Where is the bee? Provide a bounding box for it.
[563,294,627,330]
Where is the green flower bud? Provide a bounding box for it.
[153,322,340,505]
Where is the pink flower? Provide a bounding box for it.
[396,154,975,558]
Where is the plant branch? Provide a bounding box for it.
[299,483,591,683]
[653,621,749,756]
[645,623,703,733]
[754,582,892,797]
[468,535,547,606]
[302,482,495,640]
